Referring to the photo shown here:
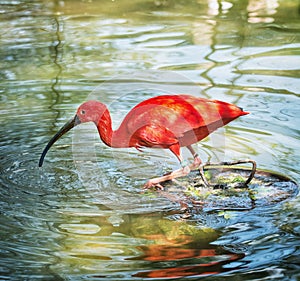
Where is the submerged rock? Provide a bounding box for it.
[158,167,298,213]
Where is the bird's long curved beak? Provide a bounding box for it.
[39,115,81,167]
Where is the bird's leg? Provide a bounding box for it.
[186,145,201,168]
[143,163,191,190]
[143,145,207,190]
[144,144,192,190]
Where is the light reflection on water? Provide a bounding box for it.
[0,0,300,280]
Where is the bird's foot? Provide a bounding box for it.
[143,180,164,190]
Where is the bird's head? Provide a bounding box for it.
[39,100,106,167]
[76,100,107,124]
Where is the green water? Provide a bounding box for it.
[1,0,300,280]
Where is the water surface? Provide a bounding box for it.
[0,0,300,280]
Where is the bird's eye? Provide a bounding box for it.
[81,110,85,115]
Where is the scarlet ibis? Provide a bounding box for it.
[39,94,249,188]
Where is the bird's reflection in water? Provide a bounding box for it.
[129,233,246,278]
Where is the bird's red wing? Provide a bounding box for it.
[118,94,248,146]
[181,95,248,126]
[119,96,197,138]
[130,124,179,149]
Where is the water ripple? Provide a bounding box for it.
[0,1,299,280]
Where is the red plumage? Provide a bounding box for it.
[86,94,248,161]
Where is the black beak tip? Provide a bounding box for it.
[38,150,47,167]
[37,115,79,168]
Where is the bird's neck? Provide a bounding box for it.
[96,108,128,148]
[96,108,113,147]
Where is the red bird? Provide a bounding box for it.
[39,94,249,188]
